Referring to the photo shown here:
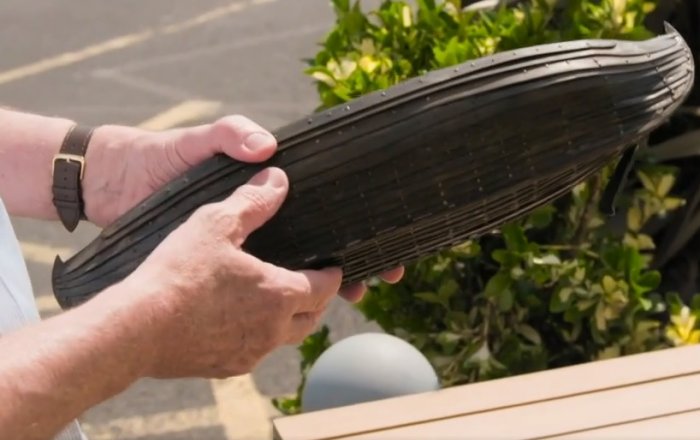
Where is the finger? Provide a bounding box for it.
[172,115,277,166]
[338,282,367,303]
[264,264,342,314]
[338,267,404,304]
[286,311,325,344]
[379,266,405,284]
[219,167,289,243]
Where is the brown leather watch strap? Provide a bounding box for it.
[52,125,95,232]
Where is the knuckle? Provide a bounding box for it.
[194,203,239,234]
[236,185,273,218]
[259,265,310,315]
[309,271,341,302]
[295,275,313,299]
[191,204,218,227]
[292,314,322,343]
[193,203,219,219]
[214,115,255,137]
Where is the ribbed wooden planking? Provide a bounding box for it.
[547,408,700,439]
[272,346,700,440]
[341,373,700,439]
[52,25,694,308]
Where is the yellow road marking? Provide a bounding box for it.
[210,375,273,439]
[138,100,222,130]
[81,406,219,439]
[0,0,276,86]
[161,2,246,34]
[34,295,61,316]
[0,32,154,86]
[19,241,71,266]
[19,242,70,315]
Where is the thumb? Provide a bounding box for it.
[224,167,289,245]
[171,116,277,167]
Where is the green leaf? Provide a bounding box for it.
[532,254,561,265]
[502,224,528,252]
[332,0,350,13]
[272,395,301,415]
[663,197,685,211]
[452,240,481,257]
[492,249,512,265]
[498,288,514,312]
[485,272,512,298]
[298,326,331,370]
[550,286,572,313]
[527,205,556,229]
[595,302,608,332]
[602,275,617,293]
[627,205,642,232]
[636,234,655,250]
[401,4,413,27]
[637,170,655,192]
[518,324,542,345]
[437,331,462,355]
[623,247,644,280]
[665,292,686,315]
[446,311,469,328]
[415,291,446,307]
[439,279,459,302]
[637,271,661,291]
[656,174,675,198]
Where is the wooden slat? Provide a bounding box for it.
[273,346,700,440]
[547,408,700,439]
[340,373,700,439]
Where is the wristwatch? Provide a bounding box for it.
[51,124,95,232]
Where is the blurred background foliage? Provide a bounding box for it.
[273,0,700,415]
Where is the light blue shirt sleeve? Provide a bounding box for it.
[0,198,87,440]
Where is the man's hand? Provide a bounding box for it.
[82,115,277,227]
[0,169,341,439]
[0,106,406,440]
[120,167,341,377]
[82,115,403,302]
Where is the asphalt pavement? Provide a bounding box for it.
[0,1,381,438]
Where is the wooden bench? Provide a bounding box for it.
[273,345,700,439]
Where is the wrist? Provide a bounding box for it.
[51,124,97,231]
[78,276,163,383]
[0,278,159,437]
[0,109,75,219]
[81,124,143,226]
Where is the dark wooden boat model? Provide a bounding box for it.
[53,24,695,309]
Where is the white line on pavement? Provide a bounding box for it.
[0,0,278,86]
[210,375,274,439]
[34,295,61,316]
[138,100,223,130]
[91,69,196,102]
[0,32,154,86]
[19,241,72,266]
[114,24,329,74]
[81,406,220,439]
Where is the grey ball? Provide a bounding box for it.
[301,332,440,412]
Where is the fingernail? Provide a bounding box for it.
[263,167,287,189]
[244,132,275,152]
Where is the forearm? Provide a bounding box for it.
[0,108,75,220]
[0,281,154,440]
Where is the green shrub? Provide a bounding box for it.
[273,0,700,415]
